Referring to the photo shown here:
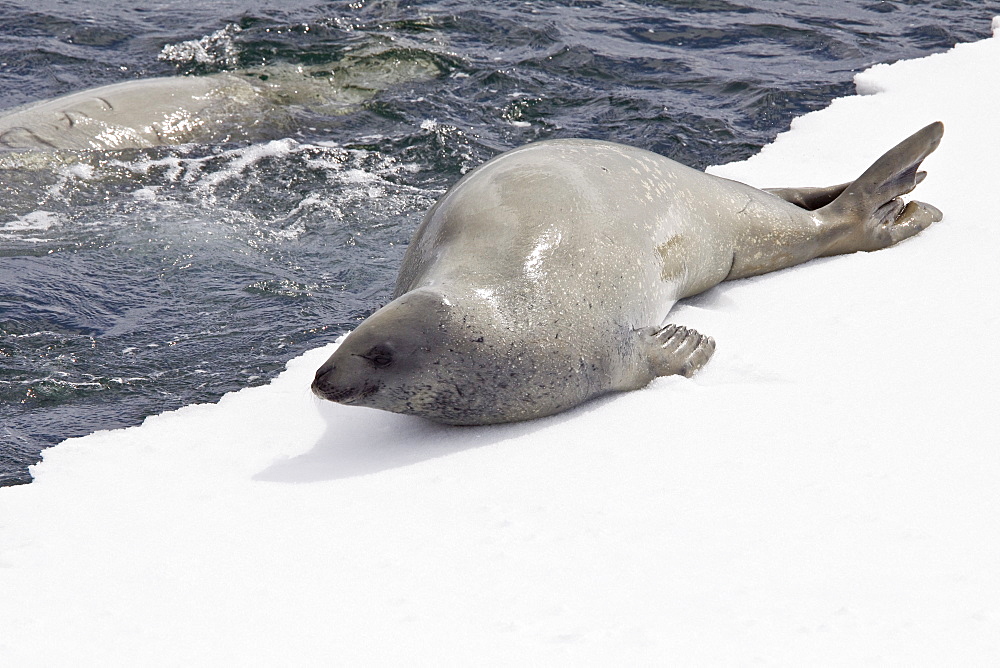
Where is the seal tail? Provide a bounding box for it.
[817,121,944,255]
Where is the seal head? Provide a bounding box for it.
[311,284,634,425]
[312,289,451,410]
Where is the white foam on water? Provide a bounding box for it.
[0,210,65,241]
[1,210,62,231]
[158,23,243,68]
[2,20,1000,665]
[186,138,300,192]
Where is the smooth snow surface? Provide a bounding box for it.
[3,19,1000,666]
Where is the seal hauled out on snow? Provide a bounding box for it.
[312,123,944,425]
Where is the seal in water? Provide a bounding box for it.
[0,53,446,151]
[312,122,944,425]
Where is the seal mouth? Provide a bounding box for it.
[311,375,357,404]
[313,386,360,404]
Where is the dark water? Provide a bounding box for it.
[1,0,996,485]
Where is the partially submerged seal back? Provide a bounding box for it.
[0,53,447,151]
[313,122,944,424]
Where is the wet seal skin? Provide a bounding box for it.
[0,52,447,151]
[314,123,944,425]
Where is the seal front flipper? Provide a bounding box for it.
[639,324,716,378]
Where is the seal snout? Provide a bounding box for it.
[312,354,382,405]
[312,362,357,404]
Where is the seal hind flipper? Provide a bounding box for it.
[765,182,850,211]
[818,121,944,255]
[766,173,926,212]
[640,324,716,379]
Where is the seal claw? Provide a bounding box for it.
[885,200,942,244]
[645,324,716,379]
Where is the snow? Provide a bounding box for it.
[3,20,1000,665]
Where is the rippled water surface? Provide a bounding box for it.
[1,0,997,484]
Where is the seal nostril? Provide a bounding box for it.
[311,370,329,395]
[311,362,339,395]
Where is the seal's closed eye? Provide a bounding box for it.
[359,346,393,368]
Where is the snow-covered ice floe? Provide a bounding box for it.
[2,18,1000,666]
